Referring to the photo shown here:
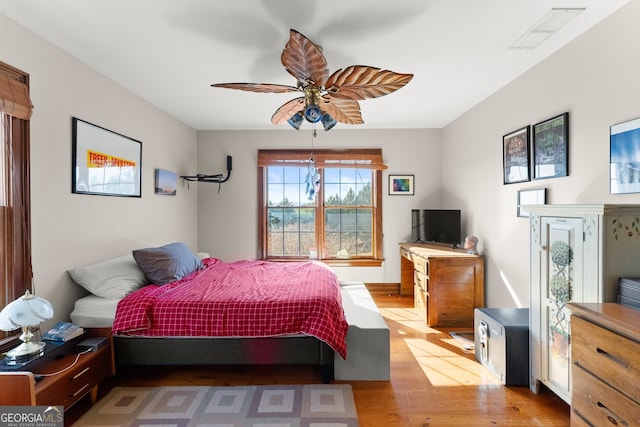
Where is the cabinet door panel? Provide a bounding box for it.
[540,217,583,399]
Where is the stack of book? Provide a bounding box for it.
[42,322,85,342]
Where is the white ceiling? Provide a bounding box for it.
[0,0,629,131]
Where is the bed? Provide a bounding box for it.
[68,243,348,382]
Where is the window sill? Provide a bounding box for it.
[265,258,383,267]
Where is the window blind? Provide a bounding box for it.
[0,72,33,120]
[258,148,387,170]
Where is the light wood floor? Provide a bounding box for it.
[66,294,570,426]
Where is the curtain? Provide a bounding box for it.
[0,63,32,328]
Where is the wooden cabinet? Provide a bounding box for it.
[0,328,115,410]
[568,303,640,426]
[527,204,640,404]
[400,242,484,327]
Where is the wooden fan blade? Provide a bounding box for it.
[321,97,363,125]
[211,82,299,94]
[271,97,305,125]
[325,66,413,100]
[281,29,329,87]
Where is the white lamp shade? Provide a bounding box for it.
[0,305,16,330]
[0,292,54,331]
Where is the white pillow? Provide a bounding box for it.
[68,254,150,299]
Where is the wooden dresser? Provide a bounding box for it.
[568,302,640,426]
[399,242,484,327]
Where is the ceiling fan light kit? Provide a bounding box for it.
[212,29,413,131]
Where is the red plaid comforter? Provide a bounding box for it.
[112,258,348,358]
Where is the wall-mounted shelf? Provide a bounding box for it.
[180,155,232,190]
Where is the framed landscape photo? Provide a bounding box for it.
[610,116,640,194]
[155,168,177,195]
[72,117,142,197]
[389,174,414,195]
[503,126,530,184]
[533,112,569,180]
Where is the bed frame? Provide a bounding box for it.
[112,334,335,383]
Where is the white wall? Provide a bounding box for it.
[4,0,639,322]
[0,14,199,326]
[195,1,640,299]
[441,0,640,307]
[195,128,441,283]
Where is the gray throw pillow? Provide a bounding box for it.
[132,242,203,285]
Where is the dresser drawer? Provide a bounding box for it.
[414,284,427,322]
[36,345,112,408]
[571,364,640,426]
[413,256,428,275]
[414,270,428,292]
[569,410,592,427]
[571,315,640,401]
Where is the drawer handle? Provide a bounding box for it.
[71,383,91,397]
[597,401,629,426]
[597,348,630,368]
[72,367,91,380]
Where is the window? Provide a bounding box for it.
[0,62,33,345]
[258,149,384,266]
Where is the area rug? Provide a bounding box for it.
[72,384,359,426]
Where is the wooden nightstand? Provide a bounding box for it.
[0,328,115,410]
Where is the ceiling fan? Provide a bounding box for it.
[211,29,413,131]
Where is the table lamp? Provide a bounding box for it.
[0,290,54,364]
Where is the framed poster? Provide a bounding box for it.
[503,126,530,184]
[389,174,414,195]
[610,116,640,194]
[72,117,142,197]
[533,113,569,180]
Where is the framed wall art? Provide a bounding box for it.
[503,126,530,184]
[72,117,142,197]
[533,112,568,180]
[610,116,640,194]
[155,168,177,195]
[517,188,546,217]
[389,174,414,195]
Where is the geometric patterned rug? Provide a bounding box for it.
[72,384,359,426]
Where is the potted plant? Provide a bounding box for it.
[549,240,573,358]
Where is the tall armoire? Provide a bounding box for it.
[527,204,640,404]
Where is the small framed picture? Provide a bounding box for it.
[389,174,414,195]
[533,112,569,180]
[610,116,640,194]
[503,126,530,184]
[517,188,546,217]
[155,169,177,195]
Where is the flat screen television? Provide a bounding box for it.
[422,209,461,246]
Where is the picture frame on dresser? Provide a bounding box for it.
[517,188,546,218]
[532,112,568,180]
[503,126,530,184]
[72,117,142,197]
